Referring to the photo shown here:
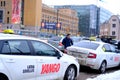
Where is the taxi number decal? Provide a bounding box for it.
[23,65,35,73]
[41,63,60,74]
[114,57,119,62]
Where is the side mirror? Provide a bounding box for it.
[55,50,62,59]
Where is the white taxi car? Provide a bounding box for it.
[0,33,79,80]
[67,40,120,73]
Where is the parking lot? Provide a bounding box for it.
[77,66,120,80]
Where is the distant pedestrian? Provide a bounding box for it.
[62,34,73,53]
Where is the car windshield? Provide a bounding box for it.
[49,36,62,41]
[73,41,100,50]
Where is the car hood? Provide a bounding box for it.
[62,53,76,60]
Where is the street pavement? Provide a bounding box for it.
[77,66,120,80]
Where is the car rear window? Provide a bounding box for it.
[71,37,81,42]
[73,41,99,50]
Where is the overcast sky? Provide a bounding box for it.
[42,0,120,15]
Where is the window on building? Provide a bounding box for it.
[0,11,3,18]
[112,24,116,28]
[3,1,5,6]
[7,17,9,23]
[112,31,115,35]
[112,19,116,21]
[7,11,9,14]
[1,1,2,6]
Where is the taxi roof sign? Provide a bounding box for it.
[89,36,96,41]
[3,29,14,34]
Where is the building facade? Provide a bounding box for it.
[0,1,78,35]
[100,21,110,36]
[42,4,79,35]
[55,5,113,36]
[100,15,120,40]
[0,0,42,31]
[0,0,12,25]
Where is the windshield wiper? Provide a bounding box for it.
[14,47,24,54]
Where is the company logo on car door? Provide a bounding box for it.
[41,63,60,74]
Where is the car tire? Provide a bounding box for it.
[99,61,106,73]
[0,76,7,80]
[64,66,76,80]
[0,74,8,80]
[117,63,120,68]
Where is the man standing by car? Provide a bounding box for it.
[62,34,73,53]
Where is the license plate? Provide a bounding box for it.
[77,57,86,65]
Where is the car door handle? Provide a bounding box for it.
[6,59,15,63]
[64,61,68,64]
[38,59,44,63]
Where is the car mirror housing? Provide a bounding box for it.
[55,50,62,59]
[115,49,120,53]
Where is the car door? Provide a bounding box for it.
[0,40,36,80]
[109,45,120,66]
[103,44,115,68]
[103,44,114,67]
[30,40,64,80]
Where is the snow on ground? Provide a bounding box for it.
[87,70,120,80]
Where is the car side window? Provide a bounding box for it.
[1,41,11,54]
[103,44,111,52]
[1,40,31,55]
[109,45,116,52]
[31,41,57,56]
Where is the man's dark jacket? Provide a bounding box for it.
[62,37,73,49]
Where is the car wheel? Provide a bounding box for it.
[117,63,120,68]
[0,76,7,80]
[64,66,76,80]
[99,61,106,73]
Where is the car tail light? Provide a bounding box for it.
[59,42,63,46]
[88,52,97,58]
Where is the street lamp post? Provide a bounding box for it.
[56,9,59,36]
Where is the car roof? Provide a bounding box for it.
[81,40,107,45]
[0,33,46,42]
